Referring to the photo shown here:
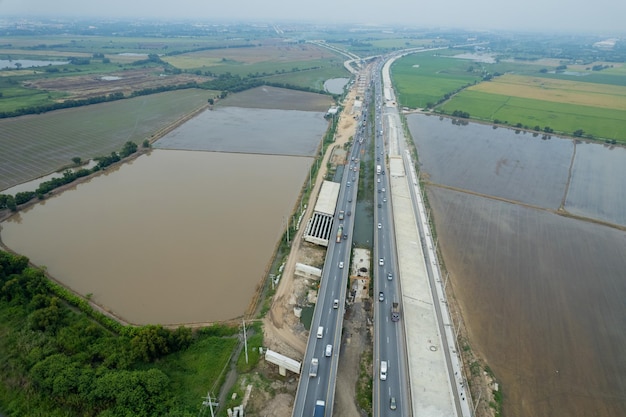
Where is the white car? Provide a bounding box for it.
[378,223,382,229]
[379,258,384,266]
[325,344,333,357]
[339,261,344,269]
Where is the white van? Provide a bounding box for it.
[317,326,324,339]
[380,360,388,380]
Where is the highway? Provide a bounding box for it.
[291,72,372,417]
[293,47,473,417]
[372,64,411,417]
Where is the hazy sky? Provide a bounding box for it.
[1,0,624,34]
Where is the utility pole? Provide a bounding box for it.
[201,392,218,417]
[243,319,249,364]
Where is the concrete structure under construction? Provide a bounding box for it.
[304,180,340,246]
[265,349,301,376]
[295,263,322,281]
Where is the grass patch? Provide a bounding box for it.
[155,335,238,410]
[236,323,263,373]
[356,350,373,417]
[391,52,483,108]
[264,66,350,91]
[441,90,626,141]
[468,74,626,110]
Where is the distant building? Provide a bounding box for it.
[326,106,339,118]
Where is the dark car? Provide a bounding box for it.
[390,397,396,410]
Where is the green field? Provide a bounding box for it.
[0,80,67,112]
[264,65,349,90]
[392,50,626,142]
[154,335,238,409]
[0,89,211,191]
[391,51,483,108]
[442,90,626,140]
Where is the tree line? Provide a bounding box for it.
[0,141,141,211]
[0,249,233,416]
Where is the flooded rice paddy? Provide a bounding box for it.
[408,113,626,417]
[1,150,312,325]
[324,78,350,94]
[154,106,328,157]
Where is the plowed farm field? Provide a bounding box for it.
[0,89,209,191]
[409,113,626,417]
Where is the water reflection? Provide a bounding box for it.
[1,150,312,325]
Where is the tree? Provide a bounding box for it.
[573,129,584,137]
[120,141,138,158]
[72,156,82,165]
[131,325,170,362]
[208,98,214,105]
[6,195,16,211]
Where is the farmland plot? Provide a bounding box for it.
[565,142,626,226]
[0,89,209,191]
[429,187,626,417]
[407,113,572,209]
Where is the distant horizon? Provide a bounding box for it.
[0,14,623,38]
[0,0,625,35]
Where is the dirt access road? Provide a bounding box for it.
[260,76,367,417]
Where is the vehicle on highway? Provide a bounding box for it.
[378,223,382,229]
[383,197,387,202]
[347,182,351,187]
[339,261,344,269]
[392,302,401,322]
[390,396,397,410]
[380,360,387,380]
[382,187,385,192]
[336,224,343,243]
[387,272,393,280]
[379,258,384,266]
[333,299,339,309]
[317,326,324,338]
[309,358,319,377]
[378,203,382,208]
[325,344,333,357]
[347,211,351,216]
[339,210,344,220]
[379,292,384,302]
[314,400,325,417]
[348,197,352,202]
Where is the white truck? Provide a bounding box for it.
[376,164,382,175]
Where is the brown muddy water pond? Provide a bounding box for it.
[407,114,626,417]
[1,149,312,325]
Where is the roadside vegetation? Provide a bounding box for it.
[0,250,239,416]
